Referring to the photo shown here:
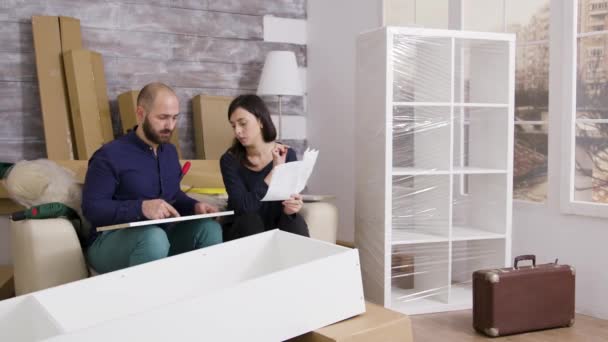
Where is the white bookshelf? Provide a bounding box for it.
[355,27,514,315]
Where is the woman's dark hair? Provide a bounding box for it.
[227,94,277,166]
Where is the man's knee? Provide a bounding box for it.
[193,219,223,248]
[135,227,170,262]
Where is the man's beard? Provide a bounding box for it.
[143,117,172,144]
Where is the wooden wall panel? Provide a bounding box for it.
[0,0,307,161]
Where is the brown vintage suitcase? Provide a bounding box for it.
[473,255,575,337]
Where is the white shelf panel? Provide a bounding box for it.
[451,226,505,241]
[454,103,509,108]
[390,287,468,315]
[391,230,448,245]
[393,102,508,108]
[391,227,504,245]
[392,167,507,176]
[448,283,473,308]
[452,167,507,174]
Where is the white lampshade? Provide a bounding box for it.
[257,51,303,96]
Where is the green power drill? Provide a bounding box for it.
[10,202,79,221]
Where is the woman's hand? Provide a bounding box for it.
[282,194,303,216]
[194,202,219,214]
[272,143,289,167]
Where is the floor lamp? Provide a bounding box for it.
[257,51,303,140]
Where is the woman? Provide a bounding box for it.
[219,94,309,241]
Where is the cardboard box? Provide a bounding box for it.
[179,159,223,188]
[292,302,413,342]
[90,52,114,143]
[0,230,365,341]
[0,266,15,301]
[63,49,105,160]
[392,253,414,289]
[58,16,82,53]
[31,16,77,160]
[192,95,234,159]
[117,90,181,157]
[117,90,139,134]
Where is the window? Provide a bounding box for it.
[567,0,608,210]
[464,0,550,202]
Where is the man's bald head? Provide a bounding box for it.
[135,82,180,146]
[137,82,177,112]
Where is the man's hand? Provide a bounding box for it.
[142,199,180,220]
[282,194,303,216]
[194,202,219,214]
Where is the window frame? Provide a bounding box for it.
[559,0,608,217]
[461,0,552,204]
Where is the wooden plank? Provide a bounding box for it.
[0,140,46,162]
[0,81,39,112]
[0,110,44,140]
[411,310,608,342]
[118,4,262,39]
[0,1,121,29]
[111,0,306,18]
[0,22,33,53]
[82,28,173,61]
[0,52,36,82]
[106,58,262,90]
[207,0,306,18]
[173,37,307,66]
[82,28,306,66]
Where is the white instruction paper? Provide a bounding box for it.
[261,148,319,201]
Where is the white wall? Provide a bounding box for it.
[307,0,449,242]
[306,0,383,242]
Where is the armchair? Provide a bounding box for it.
[10,201,338,295]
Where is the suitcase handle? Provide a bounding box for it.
[514,255,536,269]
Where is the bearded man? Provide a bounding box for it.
[82,82,222,273]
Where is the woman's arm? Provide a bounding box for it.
[263,144,295,185]
[220,153,267,214]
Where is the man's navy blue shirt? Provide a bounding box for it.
[82,130,197,246]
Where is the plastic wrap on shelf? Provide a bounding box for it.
[452,107,509,172]
[453,39,510,104]
[450,240,506,301]
[392,106,451,170]
[391,243,450,306]
[393,35,451,103]
[392,175,449,240]
[355,27,513,314]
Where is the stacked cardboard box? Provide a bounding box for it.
[32,16,76,160]
[0,265,14,301]
[192,95,234,159]
[292,302,413,342]
[32,16,113,160]
[63,50,106,159]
